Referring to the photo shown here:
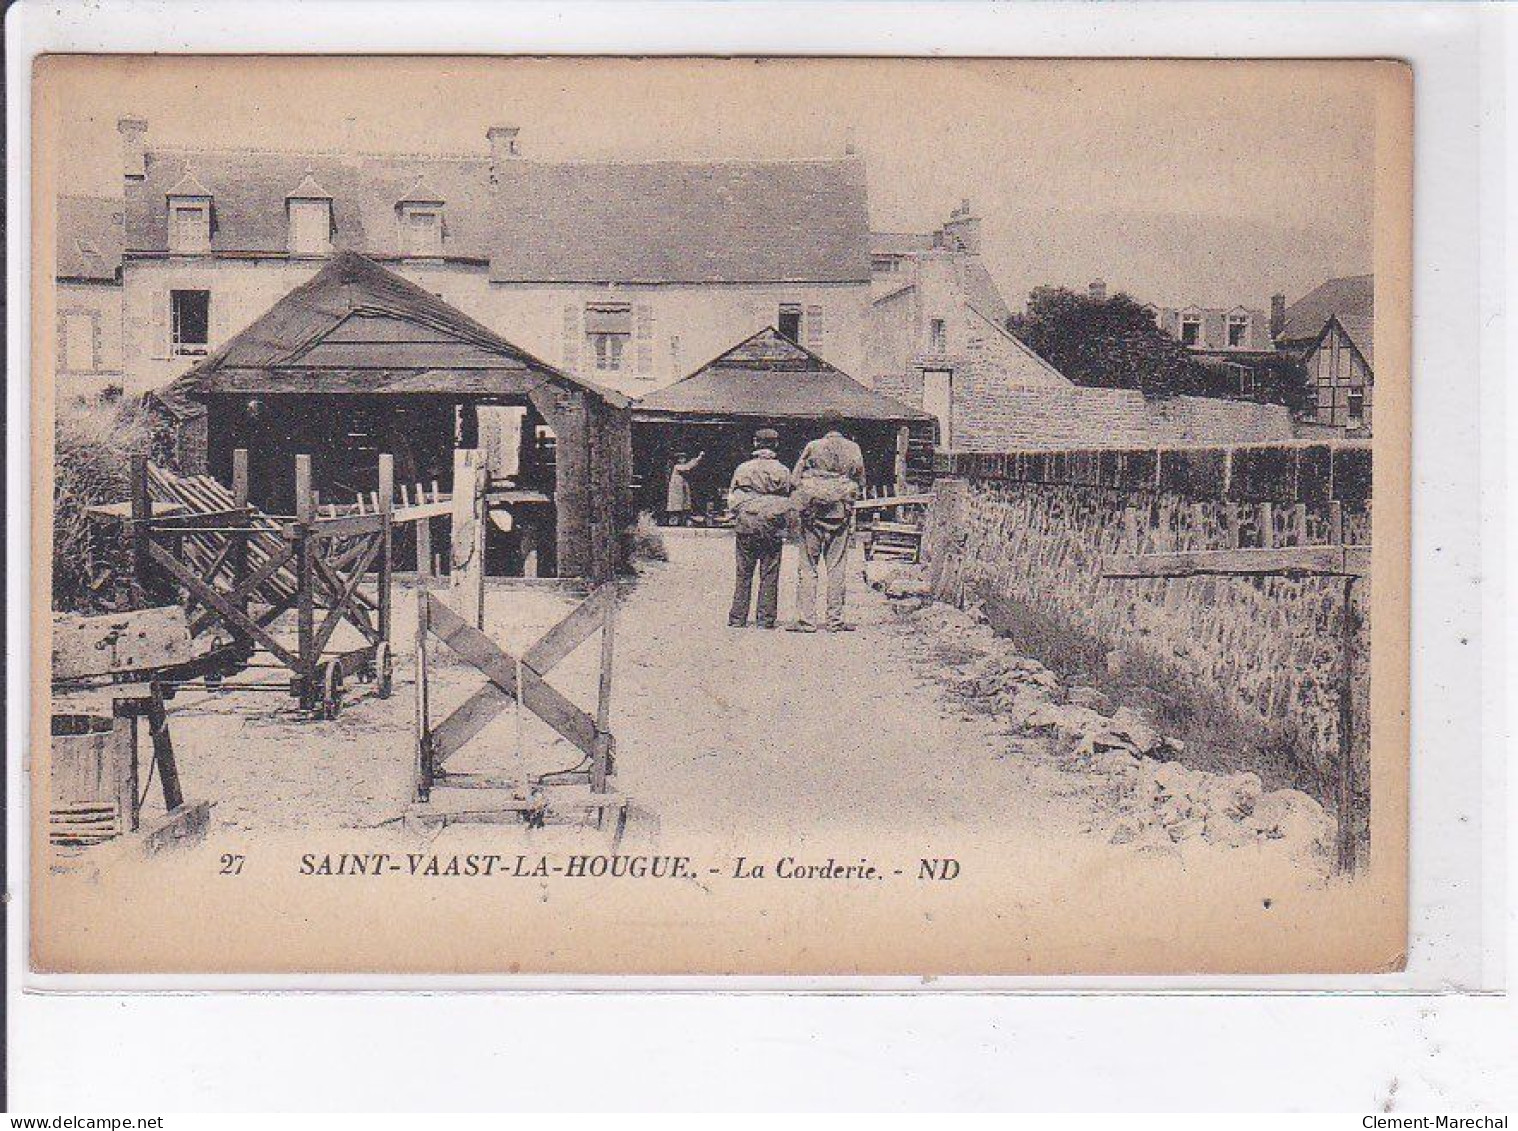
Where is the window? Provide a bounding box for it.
[289,199,332,256]
[872,255,900,274]
[171,290,211,356]
[585,302,632,372]
[169,202,210,254]
[1227,313,1249,347]
[62,311,97,372]
[929,318,948,354]
[778,303,802,344]
[1180,314,1202,347]
[1230,362,1256,397]
[399,206,442,257]
[922,369,953,449]
[1347,391,1365,427]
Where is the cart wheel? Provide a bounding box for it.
[375,642,394,699]
[321,663,344,720]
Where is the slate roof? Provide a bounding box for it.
[488,158,870,284]
[56,194,123,282]
[163,251,624,405]
[1278,274,1374,366]
[958,257,1013,327]
[635,327,931,423]
[128,146,872,285]
[870,231,934,257]
[126,149,496,261]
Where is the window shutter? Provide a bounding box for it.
[152,289,171,360]
[634,304,654,375]
[561,303,581,373]
[805,304,824,349]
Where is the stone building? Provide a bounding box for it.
[114,117,871,398]
[867,201,1070,450]
[54,194,125,403]
[1145,288,1280,400]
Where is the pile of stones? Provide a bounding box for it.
[869,562,1337,862]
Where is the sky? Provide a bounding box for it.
[41,56,1384,311]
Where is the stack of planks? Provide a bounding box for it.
[145,464,298,606]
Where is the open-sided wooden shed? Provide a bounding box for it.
[632,327,934,516]
[158,251,631,580]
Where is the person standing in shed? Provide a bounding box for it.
[789,418,866,632]
[726,428,793,629]
[663,450,705,526]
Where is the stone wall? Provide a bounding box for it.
[942,384,1295,453]
[923,441,1372,851]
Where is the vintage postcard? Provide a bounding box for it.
[28,55,1410,975]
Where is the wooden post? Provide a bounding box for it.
[591,588,617,793]
[130,454,153,602]
[416,516,433,581]
[146,683,184,812]
[1291,502,1308,548]
[451,447,486,629]
[231,448,251,617]
[1224,502,1240,549]
[414,589,433,803]
[1329,500,1345,548]
[295,454,316,710]
[1257,501,1275,549]
[894,425,910,496]
[378,454,394,646]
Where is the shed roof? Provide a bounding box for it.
[634,328,931,424]
[488,158,870,284]
[57,194,123,282]
[1278,274,1374,366]
[163,251,625,406]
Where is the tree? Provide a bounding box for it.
[1008,287,1208,397]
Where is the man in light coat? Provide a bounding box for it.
[788,419,866,632]
[726,428,793,629]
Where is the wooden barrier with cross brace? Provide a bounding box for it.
[1102,499,1368,873]
[411,581,625,836]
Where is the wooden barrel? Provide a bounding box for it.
[50,713,136,846]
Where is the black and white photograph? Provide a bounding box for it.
[29,54,1409,976]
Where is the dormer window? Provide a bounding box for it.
[166,168,213,255]
[400,207,442,257]
[397,177,446,258]
[1180,313,1202,347]
[286,170,334,256]
[1227,312,1250,348]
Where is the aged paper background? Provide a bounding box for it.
[29,55,1411,975]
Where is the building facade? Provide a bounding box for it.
[115,118,871,398]
[55,195,125,403]
[1274,274,1374,434]
[867,201,1070,451]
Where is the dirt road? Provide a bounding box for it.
[137,526,1330,884]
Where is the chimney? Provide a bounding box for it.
[1088,279,1108,303]
[1270,292,1287,339]
[117,116,148,180]
[487,125,520,184]
[941,199,981,255]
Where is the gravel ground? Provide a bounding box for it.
[106,528,1328,883]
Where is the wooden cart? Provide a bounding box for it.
[129,450,404,718]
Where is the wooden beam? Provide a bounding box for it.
[1101,545,1369,580]
[427,597,599,760]
[523,583,615,674]
[451,448,485,629]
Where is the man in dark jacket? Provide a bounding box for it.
[789,421,866,632]
[726,428,793,629]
